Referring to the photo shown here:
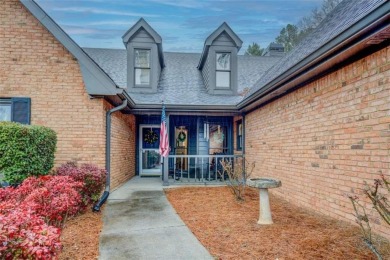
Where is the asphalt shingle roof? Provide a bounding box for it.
[246,0,386,97]
[83,48,281,105]
[83,0,386,107]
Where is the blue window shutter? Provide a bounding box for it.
[11,97,31,124]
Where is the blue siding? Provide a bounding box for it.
[136,114,233,175]
[170,115,233,155]
[198,119,208,156]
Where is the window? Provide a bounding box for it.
[237,120,242,151]
[209,124,228,154]
[0,99,11,121]
[0,98,30,124]
[216,53,230,88]
[134,49,151,86]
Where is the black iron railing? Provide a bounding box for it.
[165,154,243,184]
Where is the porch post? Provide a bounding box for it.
[242,113,245,156]
[163,113,170,186]
[242,113,246,180]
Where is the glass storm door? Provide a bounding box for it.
[139,125,162,176]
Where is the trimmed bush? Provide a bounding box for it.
[56,162,106,206]
[0,122,57,185]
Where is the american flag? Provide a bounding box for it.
[159,104,170,157]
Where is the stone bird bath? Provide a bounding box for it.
[247,178,282,225]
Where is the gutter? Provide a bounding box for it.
[93,99,128,212]
[120,91,136,108]
[130,103,240,114]
[120,91,241,114]
[237,1,389,112]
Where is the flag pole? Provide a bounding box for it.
[161,100,164,180]
[159,99,170,186]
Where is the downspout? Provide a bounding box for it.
[93,99,128,212]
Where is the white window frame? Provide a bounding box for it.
[0,98,12,122]
[134,48,151,87]
[215,52,231,89]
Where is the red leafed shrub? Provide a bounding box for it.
[0,175,84,259]
[0,187,14,202]
[1,176,83,227]
[21,176,83,226]
[1,176,47,203]
[0,208,61,259]
[56,162,106,206]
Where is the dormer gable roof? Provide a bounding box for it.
[198,22,243,69]
[122,18,162,44]
[204,22,243,47]
[122,18,165,68]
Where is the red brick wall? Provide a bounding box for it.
[105,101,136,190]
[0,0,106,167]
[245,46,390,238]
[0,0,135,189]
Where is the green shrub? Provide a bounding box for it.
[0,122,57,185]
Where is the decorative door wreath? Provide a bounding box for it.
[144,129,158,144]
[177,130,187,142]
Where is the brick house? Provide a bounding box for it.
[1,0,389,237]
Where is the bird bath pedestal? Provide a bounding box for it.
[247,178,282,225]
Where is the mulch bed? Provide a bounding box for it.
[165,186,390,259]
[59,208,104,260]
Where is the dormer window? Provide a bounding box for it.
[135,49,151,86]
[198,22,242,95]
[216,53,231,88]
[123,18,164,93]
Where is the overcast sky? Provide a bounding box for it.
[35,0,323,53]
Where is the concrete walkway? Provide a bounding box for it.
[99,177,213,260]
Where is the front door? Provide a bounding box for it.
[139,125,162,176]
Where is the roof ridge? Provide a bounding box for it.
[163,51,201,54]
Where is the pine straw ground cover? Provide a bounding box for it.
[165,186,390,259]
[59,208,103,260]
